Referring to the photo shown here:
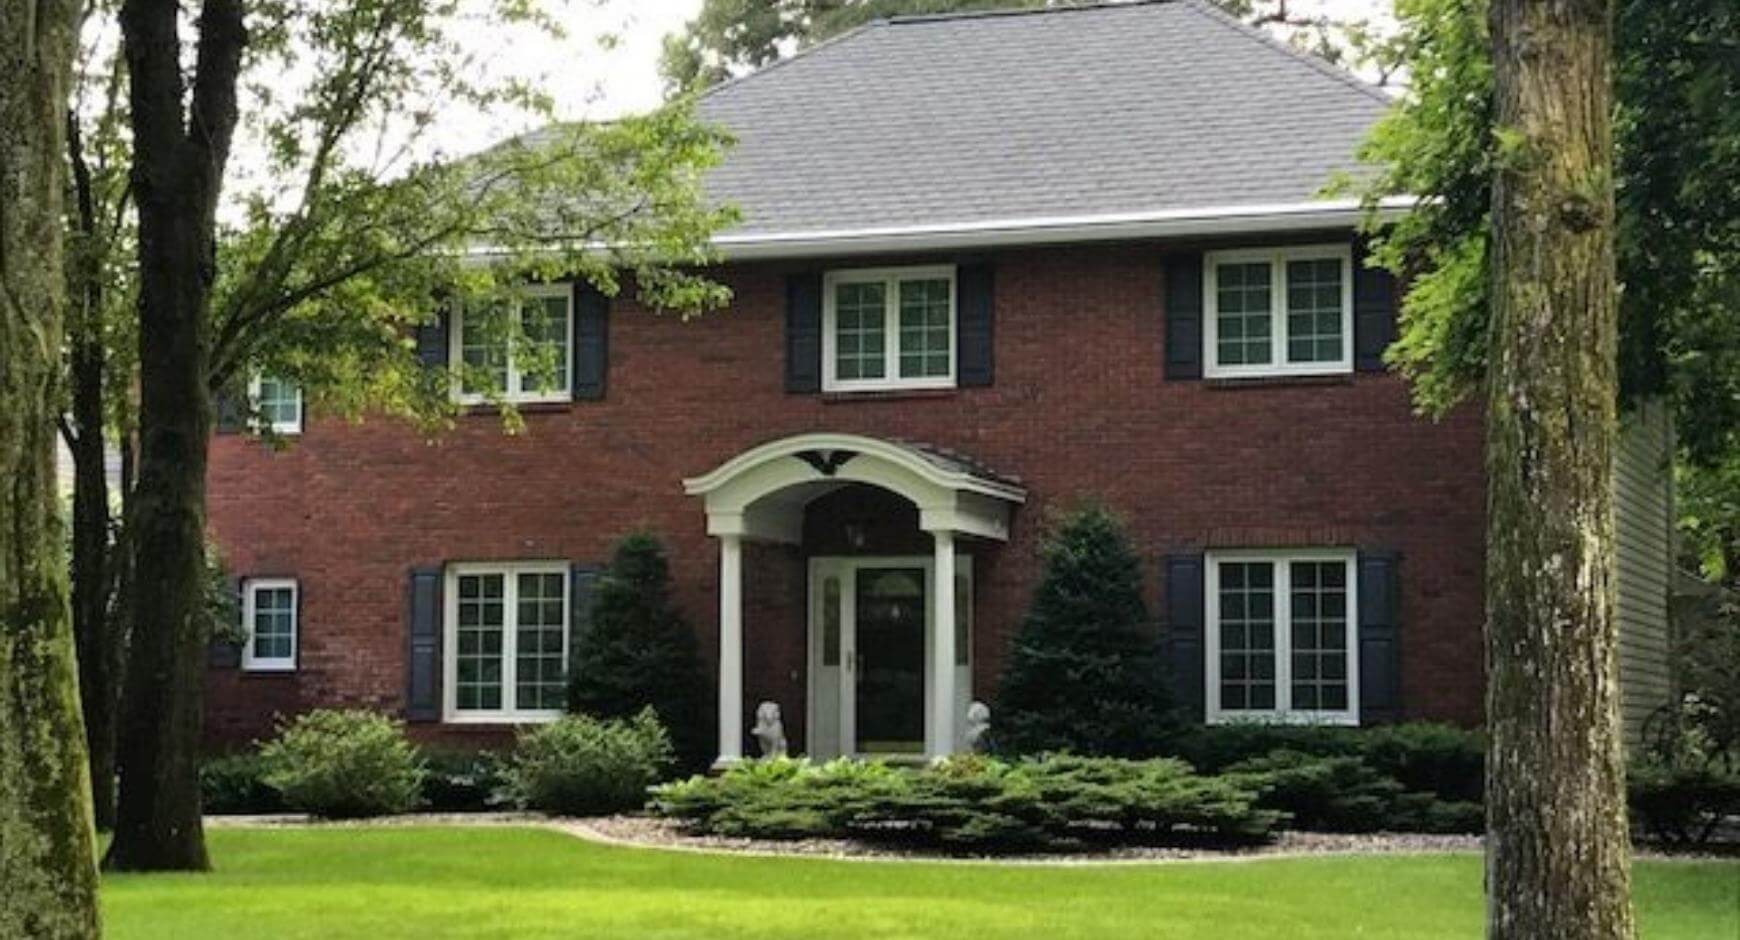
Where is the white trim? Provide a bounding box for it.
[242,578,298,673]
[461,197,1419,263]
[822,265,957,393]
[247,374,303,435]
[442,560,570,724]
[1204,549,1359,726]
[1203,244,1355,379]
[449,283,574,406]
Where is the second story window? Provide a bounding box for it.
[1204,245,1353,378]
[823,265,956,392]
[452,284,572,404]
[248,375,303,434]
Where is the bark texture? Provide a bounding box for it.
[1485,1,1637,938]
[0,0,105,936]
[105,0,245,872]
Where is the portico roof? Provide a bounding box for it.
[683,432,1025,544]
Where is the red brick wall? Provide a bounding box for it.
[204,238,1487,750]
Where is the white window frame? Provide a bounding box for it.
[449,283,574,406]
[247,374,303,435]
[822,264,957,392]
[242,578,298,673]
[1203,244,1354,379]
[1205,548,1359,726]
[442,561,570,724]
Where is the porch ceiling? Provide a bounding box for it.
[683,433,1025,544]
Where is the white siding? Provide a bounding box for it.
[1614,400,1676,747]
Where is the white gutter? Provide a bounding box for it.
[464,197,1417,263]
[708,197,1417,261]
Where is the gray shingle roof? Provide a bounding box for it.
[696,0,1390,243]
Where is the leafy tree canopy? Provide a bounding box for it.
[1356,0,1740,466]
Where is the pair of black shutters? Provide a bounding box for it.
[784,265,997,393]
[1162,552,1403,724]
[403,563,601,722]
[413,283,610,400]
[1162,249,1398,380]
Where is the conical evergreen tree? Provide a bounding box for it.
[994,505,1176,757]
[568,533,712,773]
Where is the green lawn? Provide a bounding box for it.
[102,827,1737,940]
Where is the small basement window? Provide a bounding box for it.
[1204,245,1353,378]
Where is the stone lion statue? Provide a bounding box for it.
[752,701,787,758]
[964,700,992,752]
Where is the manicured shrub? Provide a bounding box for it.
[1628,759,1740,846]
[995,506,1177,757]
[258,710,426,818]
[1225,750,1482,834]
[1359,722,1485,804]
[200,753,283,815]
[568,533,712,773]
[502,709,673,816]
[650,754,1280,851]
[419,749,506,812]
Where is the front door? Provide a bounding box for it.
[808,557,972,759]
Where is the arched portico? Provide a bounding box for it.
[684,433,1025,764]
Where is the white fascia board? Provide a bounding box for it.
[463,197,1420,265]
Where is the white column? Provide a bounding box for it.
[715,534,744,767]
[930,530,957,760]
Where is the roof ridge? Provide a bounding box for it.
[885,0,1174,27]
[1176,0,1392,106]
[693,18,888,103]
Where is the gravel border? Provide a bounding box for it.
[204,813,1731,866]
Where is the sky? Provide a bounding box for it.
[451,0,1392,151]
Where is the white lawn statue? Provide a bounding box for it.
[964,700,992,752]
[752,701,787,758]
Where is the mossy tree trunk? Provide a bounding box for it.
[104,0,246,873]
[0,0,105,936]
[1484,0,1637,937]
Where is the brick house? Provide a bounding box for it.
[205,1,1676,762]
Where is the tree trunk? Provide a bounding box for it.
[0,1,105,937]
[67,107,123,832]
[105,0,246,872]
[1484,1,1637,938]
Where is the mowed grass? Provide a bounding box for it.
[102,827,1738,940]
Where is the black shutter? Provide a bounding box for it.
[1357,550,1402,724]
[405,567,442,722]
[956,264,994,387]
[1164,554,1206,721]
[568,564,602,696]
[214,388,246,435]
[573,284,608,401]
[1163,254,1204,380]
[785,272,823,393]
[208,579,245,668]
[415,309,449,370]
[1354,250,1398,372]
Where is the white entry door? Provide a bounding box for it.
[808,556,972,759]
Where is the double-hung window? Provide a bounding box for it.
[1204,245,1353,378]
[242,578,298,672]
[451,284,572,404]
[823,266,956,391]
[1206,550,1358,724]
[248,375,303,434]
[444,562,569,722]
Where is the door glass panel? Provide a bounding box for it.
[821,577,841,666]
[854,567,926,754]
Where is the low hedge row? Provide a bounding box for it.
[651,754,1282,851]
[201,709,670,819]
